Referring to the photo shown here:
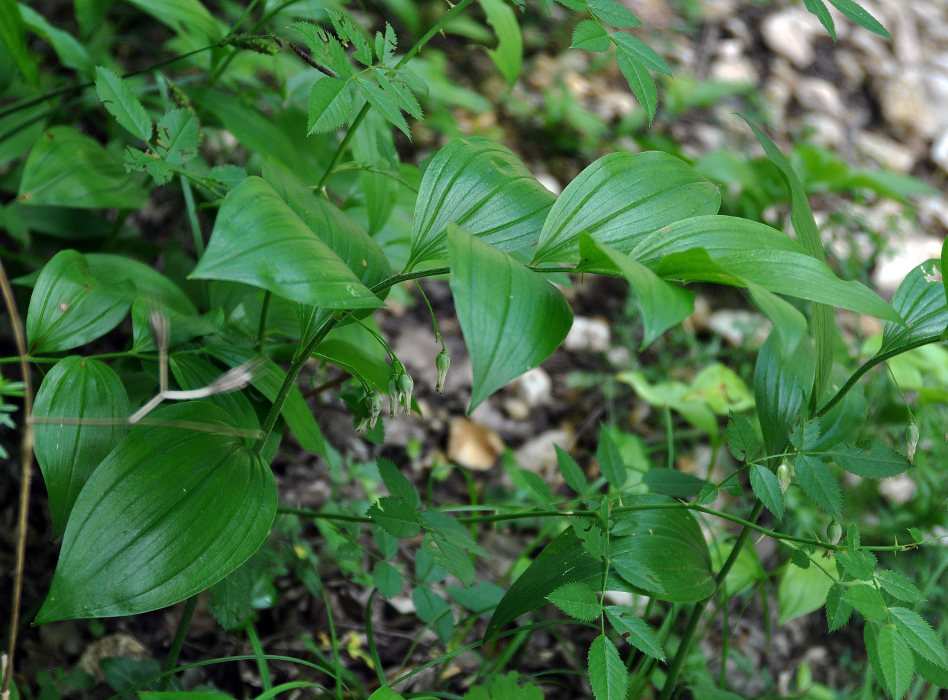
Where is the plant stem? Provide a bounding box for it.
[256,292,272,353]
[160,593,200,690]
[0,259,34,699]
[246,623,273,691]
[657,500,765,700]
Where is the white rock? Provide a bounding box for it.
[931,131,948,172]
[509,367,553,408]
[762,8,822,68]
[872,235,945,297]
[514,428,573,476]
[878,72,940,138]
[796,77,846,119]
[564,316,611,352]
[879,474,917,505]
[856,130,918,172]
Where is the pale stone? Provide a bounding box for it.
[796,77,846,118]
[931,131,948,172]
[515,428,573,476]
[509,367,553,408]
[879,474,917,505]
[872,235,945,297]
[878,72,940,138]
[447,417,504,471]
[762,8,822,68]
[564,316,611,353]
[856,131,918,172]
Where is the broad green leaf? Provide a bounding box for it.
[778,551,837,624]
[94,66,152,141]
[749,465,784,520]
[449,581,506,614]
[478,0,522,86]
[533,152,719,264]
[579,235,693,348]
[18,126,148,208]
[889,607,948,666]
[588,635,627,700]
[747,283,807,356]
[617,370,717,436]
[26,249,132,353]
[616,48,658,123]
[726,411,761,462]
[572,19,610,51]
[367,496,420,539]
[367,687,406,700]
[826,0,890,37]
[36,402,276,621]
[555,445,588,494]
[168,354,259,435]
[204,344,325,456]
[124,0,222,41]
[547,581,601,622]
[19,4,93,76]
[597,423,627,489]
[603,606,665,660]
[308,76,353,134]
[825,582,852,631]
[410,138,556,267]
[588,0,641,27]
[915,654,948,691]
[793,453,841,517]
[448,224,572,411]
[350,109,399,236]
[829,442,910,479]
[33,356,130,536]
[155,108,199,166]
[0,0,37,84]
[754,332,813,456]
[191,177,381,308]
[85,254,195,315]
[373,561,403,598]
[878,260,947,355]
[804,0,836,39]
[875,571,923,604]
[845,583,888,621]
[875,624,915,699]
[642,468,707,500]
[313,321,391,394]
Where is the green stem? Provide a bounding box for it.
[160,593,199,690]
[256,291,272,353]
[246,623,273,691]
[658,500,765,700]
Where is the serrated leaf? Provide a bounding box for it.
[307,77,353,134]
[448,225,572,411]
[35,402,276,622]
[359,76,411,138]
[588,635,627,700]
[835,549,876,581]
[825,0,890,37]
[610,33,669,75]
[412,586,454,642]
[556,445,588,494]
[749,465,784,521]
[448,581,505,614]
[603,606,665,660]
[778,551,837,624]
[804,0,836,39]
[875,623,914,700]
[793,453,842,517]
[915,653,948,689]
[372,560,402,598]
[547,581,601,622]
[367,496,420,539]
[377,457,420,509]
[572,19,610,51]
[726,411,761,461]
[875,570,923,604]
[572,518,608,560]
[829,442,910,479]
[825,582,853,631]
[410,138,556,266]
[588,0,641,27]
[616,48,658,122]
[609,549,664,597]
[423,533,475,587]
[889,607,948,667]
[33,356,130,536]
[845,584,888,621]
[94,66,152,141]
[155,108,199,166]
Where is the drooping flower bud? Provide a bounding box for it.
[435,349,450,393]
[906,420,919,464]
[397,371,414,416]
[365,390,382,430]
[777,461,792,493]
[826,519,842,545]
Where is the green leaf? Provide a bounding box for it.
[825,582,852,632]
[588,635,627,700]
[642,468,707,500]
[916,653,948,690]
[412,586,454,642]
[747,283,808,356]
[616,48,658,123]
[367,496,421,539]
[410,138,556,267]
[308,76,353,134]
[191,177,381,309]
[603,606,665,660]
[124,0,222,41]
[778,551,837,624]
[726,411,761,462]
[547,581,601,622]
[155,108,200,166]
[448,581,505,614]
[19,4,93,76]
[377,457,420,509]
[0,0,38,85]
[94,66,152,141]
[359,76,411,138]
[26,249,132,353]
[793,453,841,517]
[804,0,836,39]
[878,260,947,355]
[478,0,522,86]
[596,424,627,489]
[579,235,693,348]
[204,345,326,456]
[18,126,148,208]
[609,549,664,596]
[420,510,486,588]
[168,354,259,436]
[754,333,813,456]
[367,687,406,700]
[875,571,923,604]
[588,0,640,27]
[35,402,276,622]
[835,549,876,581]
[829,442,910,479]
[33,356,130,536]
[555,445,588,494]
[609,33,669,74]
[825,0,890,37]
[874,623,915,699]
[845,583,888,622]
[571,19,610,51]
[749,465,784,521]
[889,607,948,666]
[534,151,719,264]
[448,225,572,411]
[372,561,402,598]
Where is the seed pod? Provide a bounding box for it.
[826,519,842,545]
[777,461,792,493]
[906,420,919,464]
[397,371,414,416]
[435,349,450,393]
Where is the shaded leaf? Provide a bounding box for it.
[726,411,761,461]
[307,76,353,134]
[588,0,641,27]
[825,582,852,632]
[794,453,841,517]
[547,581,600,622]
[588,635,627,700]
[875,623,915,699]
[889,607,948,666]
[830,442,910,479]
[826,0,890,37]
[845,583,888,621]
[749,465,784,521]
[155,108,200,166]
[94,67,151,141]
[778,551,837,624]
[603,606,665,660]
[875,570,923,604]
[616,48,658,122]
[878,260,947,355]
[642,468,707,500]
[478,0,522,85]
